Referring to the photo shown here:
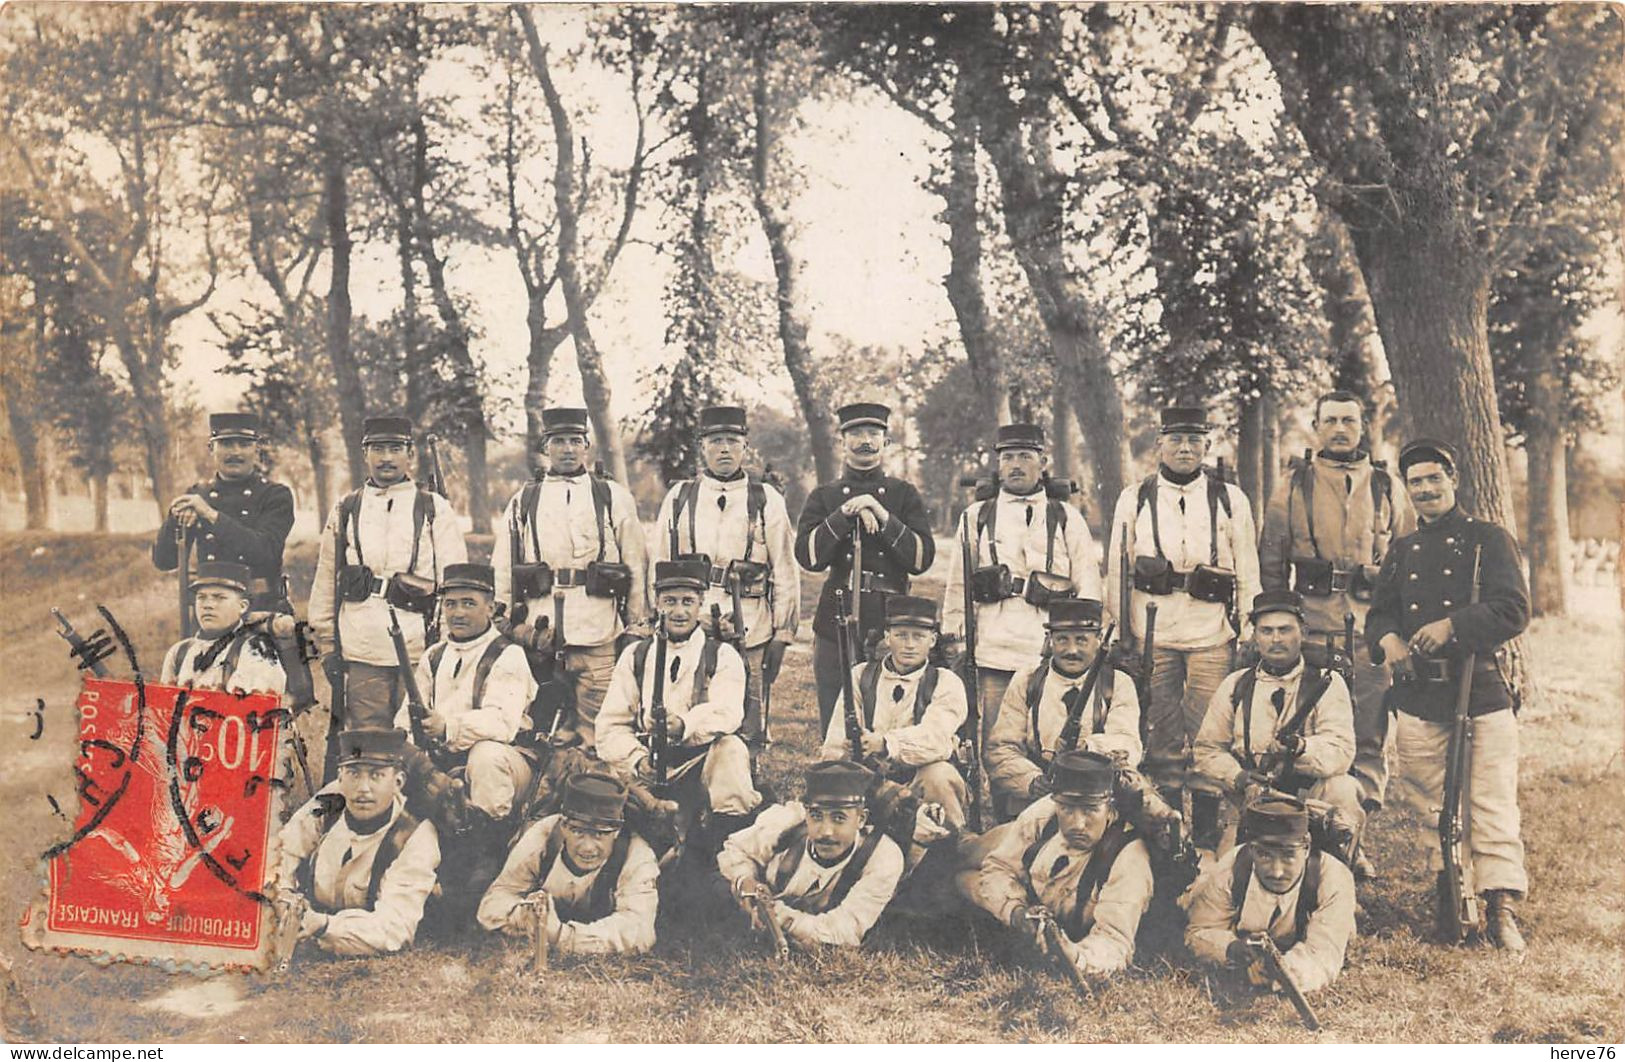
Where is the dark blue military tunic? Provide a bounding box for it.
[1364,507,1529,722]
[794,465,935,642]
[153,472,296,611]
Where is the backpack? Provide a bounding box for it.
[858,659,941,729]
[1227,665,1335,770]
[332,486,439,653]
[1285,450,1394,562]
[631,634,723,731]
[668,476,768,562]
[1021,814,1138,940]
[1135,469,1233,565]
[769,821,887,915]
[971,493,1069,574]
[297,806,423,915]
[1230,844,1322,947]
[513,473,618,567]
[425,636,518,711]
[1025,663,1118,748]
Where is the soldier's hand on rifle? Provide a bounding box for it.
[1379,633,1414,679]
[170,493,218,527]
[913,802,952,845]
[840,495,885,534]
[1014,905,1052,951]
[422,711,449,743]
[859,731,888,760]
[299,909,330,941]
[667,714,687,743]
[1225,936,1254,968]
[1409,617,1454,656]
[524,891,562,946]
[634,754,659,785]
[1028,774,1054,800]
[1267,734,1305,758]
[624,617,656,640]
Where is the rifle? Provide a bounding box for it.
[1137,603,1158,706]
[177,522,195,639]
[1025,906,1094,997]
[956,513,985,831]
[387,605,450,771]
[846,521,865,665]
[1438,544,1483,944]
[1254,665,1335,788]
[320,651,347,786]
[273,893,308,976]
[422,434,445,497]
[1243,931,1321,1031]
[51,607,111,677]
[834,589,865,762]
[516,891,552,970]
[1053,623,1117,756]
[648,618,670,789]
[748,884,790,960]
[761,638,786,747]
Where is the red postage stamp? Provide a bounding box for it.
[21,676,286,972]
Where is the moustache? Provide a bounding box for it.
[854,446,879,454]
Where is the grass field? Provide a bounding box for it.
[2,531,1620,1043]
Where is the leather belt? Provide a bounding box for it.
[364,575,387,598]
[708,565,730,587]
[857,570,907,594]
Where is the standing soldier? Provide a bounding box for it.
[310,415,467,757]
[1365,439,1530,952]
[819,595,970,828]
[154,412,295,615]
[942,423,1101,744]
[1259,390,1412,875]
[494,407,649,751]
[984,599,1142,822]
[160,561,287,695]
[1105,406,1259,853]
[795,402,935,737]
[650,405,799,761]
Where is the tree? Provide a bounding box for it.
[2,7,221,507]
[1249,4,1622,535]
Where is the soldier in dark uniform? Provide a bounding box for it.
[153,412,296,614]
[795,402,936,737]
[1366,439,1530,952]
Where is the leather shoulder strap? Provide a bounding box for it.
[364,811,423,911]
[858,660,883,729]
[827,828,887,908]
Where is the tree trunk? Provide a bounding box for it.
[1052,381,1073,483]
[1261,390,1280,508]
[323,152,366,490]
[520,17,630,484]
[1349,231,1517,533]
[977,111,1128,521]
[750,47,838,484]
[1236,393,1265,523]
[523,318,570,460]
[105,319,174,509]
[0,364,49,530]
[92,471,109,533]
[943,73,1006,427]
[396,219,424,422]
[303,412,331,521]
[1525,351,1569,616]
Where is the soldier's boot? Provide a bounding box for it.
[1485,890,1527,954]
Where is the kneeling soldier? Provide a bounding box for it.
[1185,793,1356,994]
[399,563,539,822]
[1194,590,1364,854]
[277,728,441,956]
[819,594,970,828]
[162,561,287,695]
[974,750,1155,979]
[985,598,1142,821]
[718,760,906,949]
[597,559,762,833]
[477,771,659,956]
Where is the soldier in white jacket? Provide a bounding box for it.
[1105,406,1259,850]
[942,423,1101,745]
[595,559,761,837]
[718,760,905,949]
[649,405,800,760]
[478,771,659,957]
[984,599,1142,821]
[161,561,287,696]
[277,728,441,957]
[310,415,466,742]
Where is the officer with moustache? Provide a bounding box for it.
[795,402,936,737]
[154,412,295,615]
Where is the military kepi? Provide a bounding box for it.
[193,561,252,594]
[1242,792,1311,845]
[362,415,413,445]
[441,563,496,594]
[561,772,628,828]
[1398,437,1458,477]
[209,412,260,441]
[540,407,591,439]
[885,594,938,629]
[837,402,891,431]
[1159,406,1210,433]
[1049,749,1116,806]
[1249,588,1306,622]
[995,423,1046,452]
[336,727,409,767]
[1045,598,1103,631]
[698,405,748,437]
[654,558,710,592]
[804,760,873,807]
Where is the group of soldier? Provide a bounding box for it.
[143,388,1532,1005]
